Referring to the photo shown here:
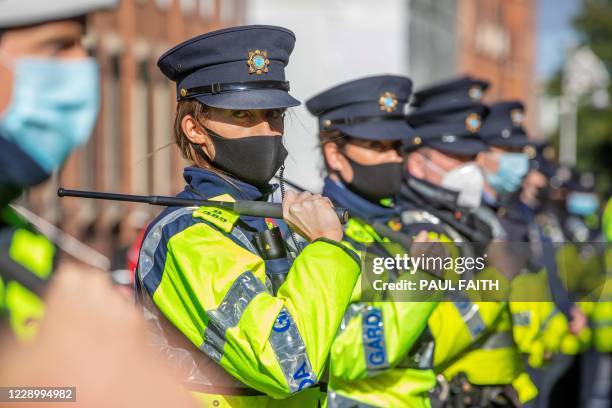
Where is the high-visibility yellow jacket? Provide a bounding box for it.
[326,217,438,408]
[510,269,591,368]
[135,169,361,407]
[0,207,55,341]
[594,206,612,352]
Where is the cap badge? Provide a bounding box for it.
[511,108,525,126]
[523,145,536,159]
[468,85,483,100]
[379,92,398,112]
[247,49,269,75]
[465,113,481,133]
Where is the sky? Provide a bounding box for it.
[537,0,581,79]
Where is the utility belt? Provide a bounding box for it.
[430,373,520,408]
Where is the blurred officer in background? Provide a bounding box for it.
[0,0,114,339]
[588,195,612,407]
[545,167,603,311]
[552,167,609,408]
[520,143,557,219]
[476,101,530,224]
[306,74,440,407]
[477,102,588,408]
[398,76,533,407]
[135,25,361,407]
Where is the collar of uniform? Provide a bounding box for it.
[181,166,273,202]
[0,137,48,191]
[399,178,492,242]
[322,176,398,223]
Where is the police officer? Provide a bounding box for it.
[401,77,532,407]
[135,26,361,406]
[476,101,530,227]
[553,168,608,407]
[585,195,612,407]
[0,0,116,339]
[476,103,584,408]
[306,74,440,407]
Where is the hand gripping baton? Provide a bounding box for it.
[57,188,349,224]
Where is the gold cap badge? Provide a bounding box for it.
[465,113,481,133]
[379,92,398,112]
[247,49,270,75]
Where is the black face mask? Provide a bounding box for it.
[342,155,403,204]
[194,127,288,188]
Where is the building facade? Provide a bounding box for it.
[456,0,536,130]
[27,0,244,262]
[407,0,536,130]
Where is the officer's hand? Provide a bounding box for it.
[569,306,588,335]
[410,230,446,278]
[283,190,343,242]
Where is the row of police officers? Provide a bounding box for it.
[0,3,610,407]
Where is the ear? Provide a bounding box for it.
[323,142,348,173]
[182,114,208,144]
[182,114,215,160]
[407,150,426,179]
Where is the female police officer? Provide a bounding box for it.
[306,75,439,407]
[135,26,360,407]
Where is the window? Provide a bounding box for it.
[104,55,123,191]
[131,60,151,194]
[152,81,173,196]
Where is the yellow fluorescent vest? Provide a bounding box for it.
[1,224,54,341]
[326,218,439,408]
[136,204,361,405]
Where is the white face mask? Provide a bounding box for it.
[422,156,484,208]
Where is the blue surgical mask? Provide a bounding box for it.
[0,56,100,173]
[486,152,529,194]
[567,192,599,216]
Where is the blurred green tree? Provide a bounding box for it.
[547,0,612,193]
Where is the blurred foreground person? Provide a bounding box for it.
[135,26,361,407]
[0,3,200,407]
[0,265,197,408]
[0,0,114,337]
